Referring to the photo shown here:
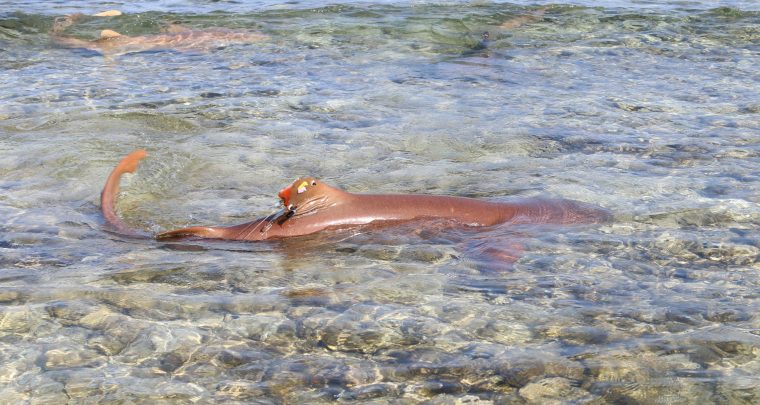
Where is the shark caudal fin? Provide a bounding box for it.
[100,150,149,237]
[50,10,123,50]
[51,10,121,35]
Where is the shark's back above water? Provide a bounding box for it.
[49,11,267,56]
[53,28,268,56]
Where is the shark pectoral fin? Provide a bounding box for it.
[100,29,123,39]
[156,226,225,240]
[93,10,123,17]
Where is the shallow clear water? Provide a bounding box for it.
[1,1,759,403]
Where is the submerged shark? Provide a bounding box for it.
[50,11,268,56]
[498,7,547,30]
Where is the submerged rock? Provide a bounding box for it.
[519,377,597,404]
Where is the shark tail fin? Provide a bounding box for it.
[101,150,150,238]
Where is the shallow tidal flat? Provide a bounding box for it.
[1,1,759,403]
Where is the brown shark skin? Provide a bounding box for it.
[101,151,611,242]
[50,14,267,56]
[100,149,150,237]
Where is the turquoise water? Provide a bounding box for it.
[1,1,759,403]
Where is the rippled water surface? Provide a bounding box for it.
[1,0,759,403]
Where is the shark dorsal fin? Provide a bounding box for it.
[100,29,123,39]
[93,10,123,17]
